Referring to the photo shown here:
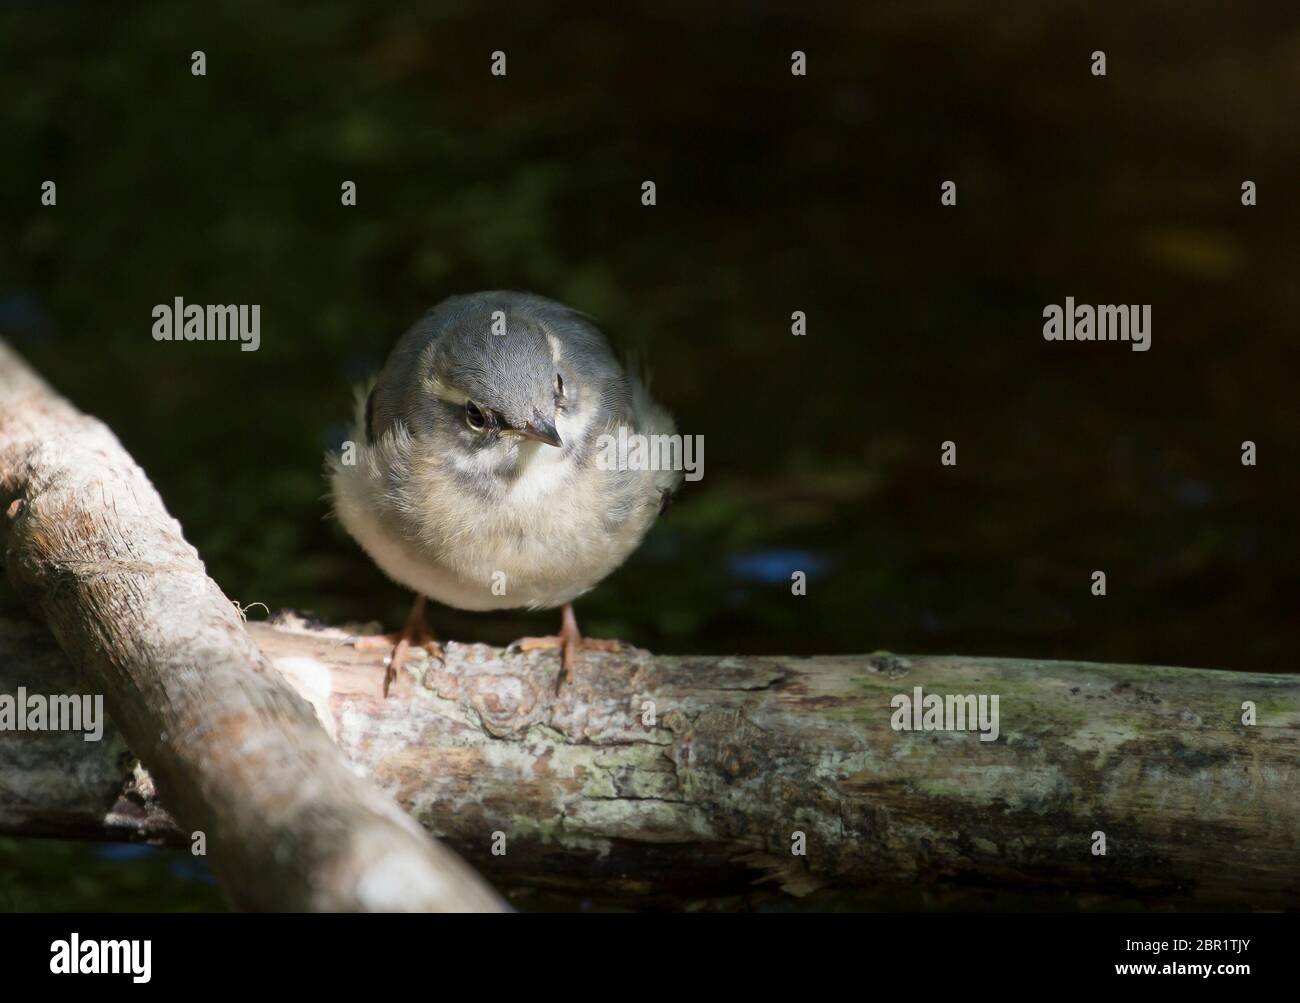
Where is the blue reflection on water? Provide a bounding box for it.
[94,842,218,884]
[95,844,157,862]
[170,858,218,885]
[728,549,828,584]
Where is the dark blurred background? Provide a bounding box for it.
[2,0,1298,909]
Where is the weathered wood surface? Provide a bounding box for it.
[4,606,1298,909]
[0,340,505,912]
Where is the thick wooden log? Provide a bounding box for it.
[0,340,505,912]
[3,605,1297,909]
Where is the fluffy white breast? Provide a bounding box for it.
[330,394,662,612]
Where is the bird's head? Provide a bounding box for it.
[429,305,564,448]
[368,292,625,471]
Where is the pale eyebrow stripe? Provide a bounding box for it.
[421,372,469,405]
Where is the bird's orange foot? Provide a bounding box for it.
[507,603,623,692]
[352,596,443,697]
[504,602,621,691]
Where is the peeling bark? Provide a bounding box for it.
[0,340,505,912]
[4,605,1297,909]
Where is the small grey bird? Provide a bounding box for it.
[330,291,680,695]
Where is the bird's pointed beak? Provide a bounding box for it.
[519,412,562,448]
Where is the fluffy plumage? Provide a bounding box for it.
[330,291,679,612]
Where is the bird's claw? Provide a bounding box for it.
[505,631,625,693]
[353,596,443,697]
[506,635,564,656]
[380,634,443,698]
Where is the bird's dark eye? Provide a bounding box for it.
[555,373,565,398]
[465,400,486,431]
